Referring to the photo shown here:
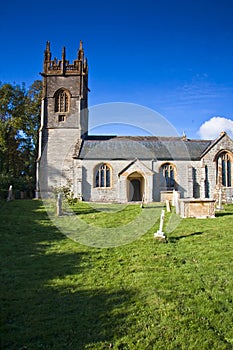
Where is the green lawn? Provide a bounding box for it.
[1,200,233,349]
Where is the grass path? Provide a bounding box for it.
[1,200,233,349]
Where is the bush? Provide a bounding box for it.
[51,180,78,205]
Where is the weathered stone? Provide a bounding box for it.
[36,42,233,204]
[179,198,216,218]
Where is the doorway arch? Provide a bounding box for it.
[128,172,145,202]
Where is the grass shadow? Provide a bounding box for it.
[168,231,203,243]
[215,211,233,217]
[1,200,136,349]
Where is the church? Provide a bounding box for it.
[36,42,233,204]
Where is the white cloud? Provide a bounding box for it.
[198,116,233,139]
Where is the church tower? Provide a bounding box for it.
[36,41,89,197]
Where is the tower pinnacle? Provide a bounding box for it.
[42,41,88,75]
[62,46,66,61]
[44,41,51,61]
[78,40,84,61]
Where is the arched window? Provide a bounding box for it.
[54,89,69,113]
[216,152,232,187]
[95,164,111,188]
[160,163,176,190]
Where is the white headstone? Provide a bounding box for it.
[172,189,176,206]
[7,185,13,202]
[154,209,166,240]
[173,190,180,214]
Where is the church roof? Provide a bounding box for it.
[75,135,212,160]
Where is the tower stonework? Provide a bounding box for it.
[36,42,233,204]
[36,41,89,197]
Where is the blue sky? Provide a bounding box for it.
[1,0,233,139]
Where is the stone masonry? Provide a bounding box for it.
[37,42,233,203]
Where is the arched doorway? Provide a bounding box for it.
[128,172,145,202]
[130,179,141,201]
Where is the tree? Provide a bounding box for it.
[0,80,42,197]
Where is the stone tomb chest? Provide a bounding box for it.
[179,198,216,218]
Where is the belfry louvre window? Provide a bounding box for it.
[95,164,111,187]
[161,163,176,189]
[58,115,66,122]
[54,89,69,112]
[217,152,232,187]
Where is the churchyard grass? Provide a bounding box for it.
[1,200,233,349]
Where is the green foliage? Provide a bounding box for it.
[52,179,77,205]
[0,80,42,192]
[1,201,233,349]
[0,173,34,199]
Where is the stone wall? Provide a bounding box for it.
[39,128,78,194]
[201,133,233,201]
[77,159,154,202]
[74,159,196,202]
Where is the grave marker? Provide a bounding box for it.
[7,185,13,202]
[154,209,166,241]
[57,193,63,216]
[216,187,223,210]
[166,199,171,212]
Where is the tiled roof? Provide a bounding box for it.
[75,135,212,160]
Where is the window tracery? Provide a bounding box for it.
[54,89,69,113]
[216,152,232,187]
[95,164,111,188]
[160,163,176,190]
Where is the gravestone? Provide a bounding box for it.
[226,187,233,204]
[166,199,171,212]
[172,190,180,214]
[216,188,223,210]
[57,193,62,216]
[7,185,13,202]
[154,209,166,241]
[140,193,145,208]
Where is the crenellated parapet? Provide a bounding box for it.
[42,41,88,76]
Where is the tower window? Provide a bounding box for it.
[54,89,69,113]
[58,115,66,122]
[95,164,111,188]
[216,152,232,187]
[160,163,176,190]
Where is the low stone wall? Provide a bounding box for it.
[0,190,34,200]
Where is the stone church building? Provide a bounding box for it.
[37,42,233,204]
